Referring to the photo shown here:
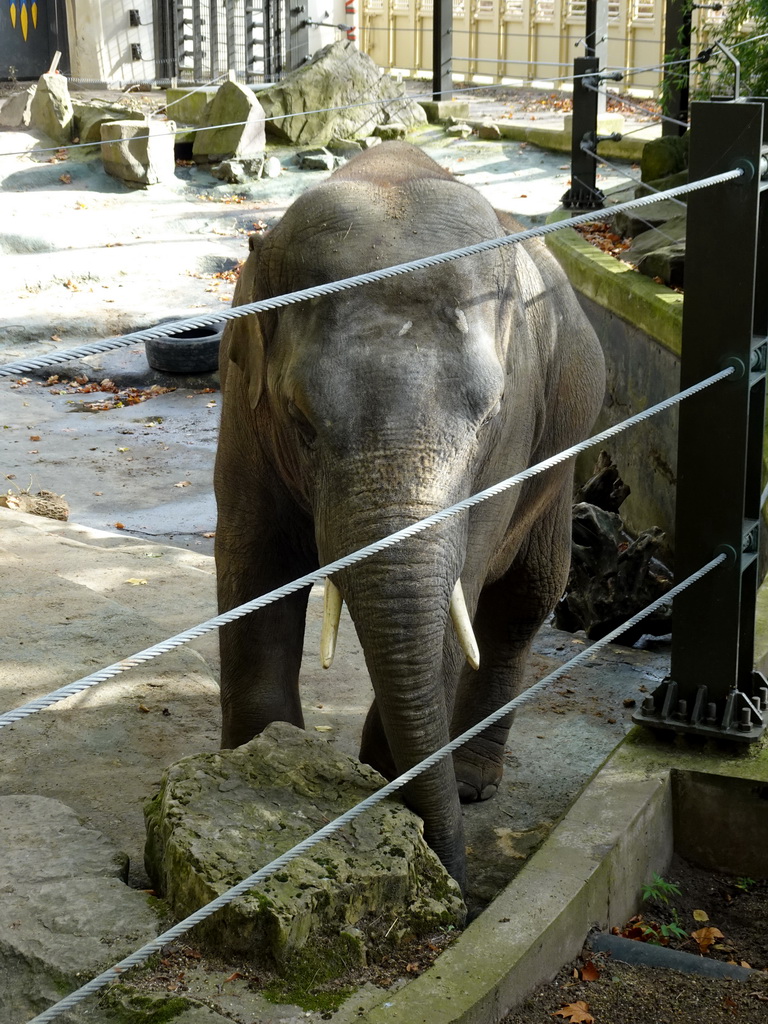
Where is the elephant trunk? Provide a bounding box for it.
[325,520,469,884]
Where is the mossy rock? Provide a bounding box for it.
[641,133,689,183]
[144,722,464,977]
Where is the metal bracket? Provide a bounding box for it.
[632,673,768,742]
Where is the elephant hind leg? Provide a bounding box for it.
[360,698,397,780]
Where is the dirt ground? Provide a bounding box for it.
[502,857,768,1024]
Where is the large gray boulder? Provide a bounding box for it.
[145,722,464,976]
[257,41,427,145]
[101,119,176,186]
[192,80,266,164]
[0,796,160,1023]
[29,72,73,143]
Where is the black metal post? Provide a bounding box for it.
[561,57,603,210]
[662,0,691,137]
[633,100,768,742]
[432,0,452,102]
[585,0,597,56]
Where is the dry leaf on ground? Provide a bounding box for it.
[692,927,724,954]
[553,1001,594,1023]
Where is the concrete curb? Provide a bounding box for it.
[464,120,651,162]
[543,209,683,355]
[354,728,768,1022]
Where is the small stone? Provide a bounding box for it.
[477,119,501,140]
[445,123,472,139]
[372,121,407,141]
[263,155,282,178]
[211,159,248,183]
[297,147,335,170]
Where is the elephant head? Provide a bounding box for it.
[214,142,605,887]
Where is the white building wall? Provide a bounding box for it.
[65,0,158,83]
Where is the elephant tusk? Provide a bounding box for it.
[321,578,343,669]
[449,579,480,671]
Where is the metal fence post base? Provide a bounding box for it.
[561,56,604,211]
[632,99,768,744]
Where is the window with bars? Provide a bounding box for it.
[502,0,523,17]
[364,0,385,10]
[473,0,495,16]
[631,0,656,22]
[534,0,554,22]
[453,0,466,16]
[566,0,620,19]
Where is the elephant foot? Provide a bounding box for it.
[456,779,500,803]
[453,747,504,803]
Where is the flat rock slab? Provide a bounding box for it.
[0,795,159,1024]
[145,722,464,971]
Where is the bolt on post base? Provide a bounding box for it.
[632,674,768,743]
[561,178,605,210]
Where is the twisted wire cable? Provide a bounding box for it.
[0,365,733,733]
[0,168,741,381]
[24,549,726,1024]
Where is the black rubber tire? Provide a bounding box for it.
[144,322,223,374]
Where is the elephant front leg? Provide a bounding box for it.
[218,584,310,748]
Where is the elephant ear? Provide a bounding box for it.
[222,233,268,409]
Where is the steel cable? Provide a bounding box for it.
[0,168,742,380]
[23,549,726,1024]
[0,365,733,732]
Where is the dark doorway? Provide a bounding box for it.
[0,0,68,80]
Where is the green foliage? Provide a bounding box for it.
[733,875,757,891]
[641,872,682,906]
[661,0,768,114]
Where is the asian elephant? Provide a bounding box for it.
[214,141,605,889]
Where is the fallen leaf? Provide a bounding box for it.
[50,334,61,342]
[59,173,72,184]
[115,522,125,529]
[202,531,215,538]
[405,962,420,973]
[174,480,192,488]
[138,704,150,713]
[117,447,130,452]
[314,725,333,732]
[29,435,40,441]
[553,1002,594,1023]
[93,491,103,496]
[693,909,709,922]
[692,926,724,954]
[224,972,243,983]
[580,961,600,982]
[125,578,148,586]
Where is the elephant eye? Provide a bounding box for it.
[479,399,502,429]
[287,399,317,447]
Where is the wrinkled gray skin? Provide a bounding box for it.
[214,142,605,888]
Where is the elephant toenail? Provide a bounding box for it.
[480,783,499,801]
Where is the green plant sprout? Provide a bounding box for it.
[641,873,682,906]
